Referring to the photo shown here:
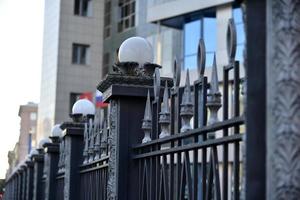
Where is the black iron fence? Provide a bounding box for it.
[3,18,245,200]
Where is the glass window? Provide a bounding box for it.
[72,43,90,65]
[30,113,37,121]
[104,0,111,38]
[118,0,135,32]
[183,16,216,70]
[74,0,92,17]
[203,17,216,67]
[69,93,81,113]
[102,52,110,77]
[233,7,245,63]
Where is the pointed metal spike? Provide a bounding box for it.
[161,81,169,113]
[182,69,192,105]
[173,58,181,88]
[173,59,177,83]
[153,68,161,100]
[104,119,107,131]
[144,90,152,120]
[186,69,190,88]
[210,54,219,94]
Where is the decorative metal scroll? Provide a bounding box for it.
[58,138,65,173]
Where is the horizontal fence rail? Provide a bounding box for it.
[134,19,244,200]
[3,17,245,200]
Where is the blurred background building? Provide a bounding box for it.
[6,102,38,176]
[37,0,104,141]
[36,0,245,141]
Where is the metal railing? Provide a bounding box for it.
[3,18,244,200]
[133,19,244,200]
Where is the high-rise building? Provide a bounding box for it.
[37,0,104,142]
[102,0,244,81]
[102,0,182,77]
[37,0,245,142]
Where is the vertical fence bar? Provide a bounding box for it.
[223,67,229,200]
[233,61,240,200]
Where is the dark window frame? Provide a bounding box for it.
[72,43,90,65]
[117,0,135,32]
[74,0,92,17]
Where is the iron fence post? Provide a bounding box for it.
[61,122,84,200]
[25,160,34,200]
[44,138,60,200]
[98,70,170,200]
[245,1,266,200]
[21,165,27,200]
[32,150,44,200]
[17,170,22,200]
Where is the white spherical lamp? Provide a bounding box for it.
[26,155,31,162]
[30,148,38,156]
[72,99,95,116]
[118,37,154,66]
[38,138,51,148]
[51,124,63,137]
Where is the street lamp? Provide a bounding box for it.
[71,99,95,122]
[50,124,63,143]
[29,148,38,156]
[118,36,154,66]
[38,138,51,149]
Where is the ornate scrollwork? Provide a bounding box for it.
[107,100,118,199]
[269,0,300,199]
[112,62,161,77]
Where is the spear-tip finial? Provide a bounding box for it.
[210,53,219,94]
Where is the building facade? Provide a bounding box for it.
[102,0,182,78]
[6,102,38,177]
[102,0,244,81]
[18,102,38,160]
[37,0,104,141]
[37,0,244,141]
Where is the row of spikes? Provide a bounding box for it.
[82,109,108,164]
[142,54,221,143]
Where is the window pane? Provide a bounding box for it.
[203,17,216,52]
[72,44,89,65]
[72,44,78,64]
[233,7,243,24]
[233,7,245,63]
[74,0,80,15]
[30,113,37,121]
[74,0,92,17]
[206,52,214,67]
[118,0,135,32]
[236,44,244,63]
[184,20,201,56]
[236,23,245,45]
[184,55,197,70]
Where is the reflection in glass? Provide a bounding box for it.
[183,17,216,70]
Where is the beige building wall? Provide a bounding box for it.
[37,0,104,142]
[18,103,38,162]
